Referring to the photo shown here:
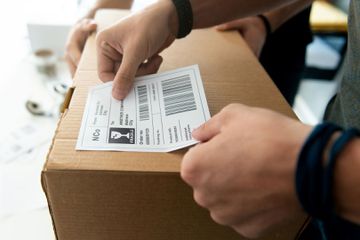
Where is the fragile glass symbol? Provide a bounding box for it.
[111,131,130,140]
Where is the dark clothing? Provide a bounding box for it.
[324,0,360,129]
[321,0,360,237]
[257,2,360,238]
[260,7,313,106]
[303,1,360,238]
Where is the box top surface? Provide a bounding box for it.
[45,9,296,173]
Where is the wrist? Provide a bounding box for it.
[169,0,193,38]
[158,0,179,38]
[323,131,342,164]
[296,124,360,224]
[295,123,343,219]
[257,14,272,37]
[168,1,180,38]
[334,137,360,223]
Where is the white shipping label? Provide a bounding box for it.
[76,65,211,152]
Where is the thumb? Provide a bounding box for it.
[112,49,141,100]
[192,114,222,142]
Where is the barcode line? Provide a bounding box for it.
[137,85,150,121]
[161,75,197,116]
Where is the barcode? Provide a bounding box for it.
[137,85,150,121]
[161,75,197,116]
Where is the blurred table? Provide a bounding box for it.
[311,0,348,34]
[0,209,54,240]
[0,3,71,238]
[0,52,70,240]
[305,0,348,80]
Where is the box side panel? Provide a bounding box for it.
[44,170,304,240]
[41,171,60,240]
[45,170,239,240]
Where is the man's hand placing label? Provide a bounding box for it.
[93,0,314,238]
[94,0,360,238]
[96,1,177,100]
[182,104,312,237]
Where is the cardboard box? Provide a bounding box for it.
[42,9,308,240]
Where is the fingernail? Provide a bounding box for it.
[192,126,201,135]
[112,88,125,100]
[113,86,130,100]
[215,25,223,30]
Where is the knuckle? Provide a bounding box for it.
[193,191,209,208]
[64,52,70,60]
[234,224,263,239]
[180,162,196,185]
[220,103,243,120]
[65,54,74,64]
[114,62,121,73]
[65,43,72,52]
[98,72,108,82]
[73,55,81,65]
[181,149,200,185]
[118,71,133,84]
[210,211,228,226]
[225,103,239,111]
[148,61,160,73]
[79,18,88,25]
[95,30,106,45]
[65,57,71,66]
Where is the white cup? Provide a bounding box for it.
[33,49,57,76]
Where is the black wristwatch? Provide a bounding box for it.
[257,14,272,37]
[171,0,193,38]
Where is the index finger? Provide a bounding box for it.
[192,111,224,142]
[181,133,224,187]
[97,39,118,82]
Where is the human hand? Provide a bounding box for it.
[181,103,312,238]
[96,1,177,100]
[216,17,267,58]
[65,19,97,77]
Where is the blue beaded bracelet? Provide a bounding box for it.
[296,122,342,219]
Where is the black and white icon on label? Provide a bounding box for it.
[109,128,135,144]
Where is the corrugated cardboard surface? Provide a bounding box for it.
[42,9,307,240]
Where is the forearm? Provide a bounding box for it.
[263,0,313,32]
[189,0,298,29]
[85,0,133,19]
[334,137,360,224]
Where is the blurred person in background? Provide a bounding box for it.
[217,6,312,106]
